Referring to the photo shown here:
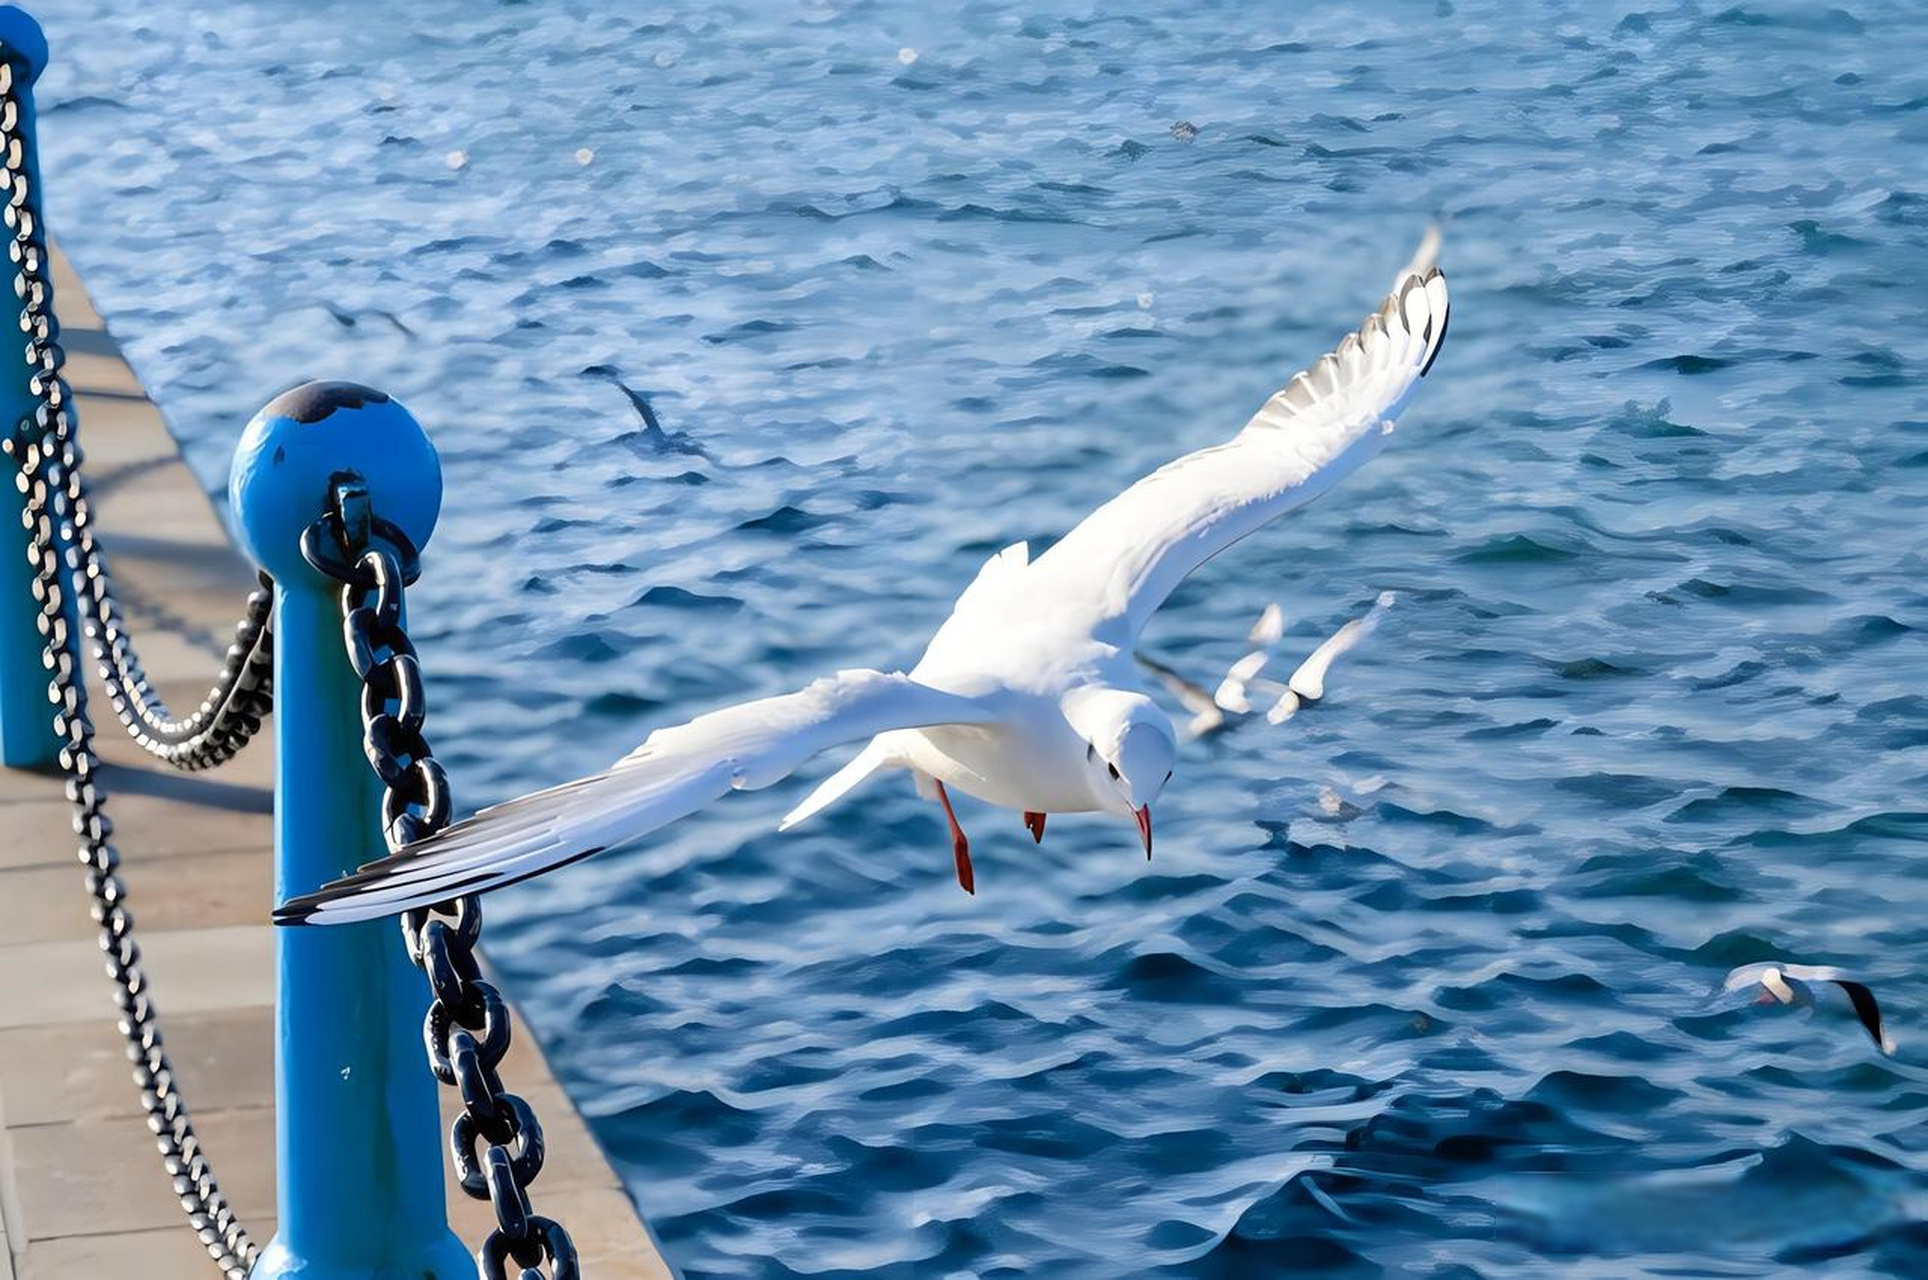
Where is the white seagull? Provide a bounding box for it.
[1137,592,1397,739]
[1721,962,1897,1056]
[278,262,1450,924]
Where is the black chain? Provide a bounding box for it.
[1,53,273,771]
[0,51,258,1280]
[76,549,274,770]
[3,427,258,1278]
[306,473,579,1280]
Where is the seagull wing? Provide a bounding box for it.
[1779,964,1897,1054]
[1136,651,1219,718]
[276,669,998,925]
[1828,980,1896,1055]
[1134,650,1226,737]
[1214,602,1286,713]
[1026,269,1449,646]
[1778,963,1849,983]
[1288,591,1395,701]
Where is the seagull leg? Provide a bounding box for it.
[1023,811,1047,843]
[934,780,975,895]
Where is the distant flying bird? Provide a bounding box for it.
[277,259,1450,924]
[1138,594,1396,739]
[582,366,710,457]
[1722,962,1897,1056]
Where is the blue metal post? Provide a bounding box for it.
[0,6,60,768]
[230,381,472,1280]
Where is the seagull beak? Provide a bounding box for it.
[1134,805,1153,860]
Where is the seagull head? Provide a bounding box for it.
[1064,687,1176,856]
[1724,962,1805,1007]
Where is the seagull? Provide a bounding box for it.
[1721,962,1896,1056]
[1137,592,1396,739]
[276,261,1450,925]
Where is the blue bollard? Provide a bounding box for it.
[230,381,472,1280]
[0,5,61,768]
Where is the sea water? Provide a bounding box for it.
[36,2,1928,1274]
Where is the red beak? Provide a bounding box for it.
[1134,805,1153,860]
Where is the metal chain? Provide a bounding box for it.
[0,52,258,1280]
[0,54,273,772]
[3,368,259,1280]
[74,543,274,769]
[307,474,579,1280]
[0,40,267,1280]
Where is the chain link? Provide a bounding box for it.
[307,474,579,1280]
[0,50,259,1279]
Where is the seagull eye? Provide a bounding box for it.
[1107,762,1120,779]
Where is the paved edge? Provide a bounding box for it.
[0,247,673,1280]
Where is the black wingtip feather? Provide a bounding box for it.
[1832,980,1889,1051]
[1420,294,1451,379]
[271,844,612,927]
[273,899,319,927]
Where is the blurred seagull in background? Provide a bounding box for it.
[1138,593,1397,738]
[277,244,1450,924]
[1722,962,1897,1056]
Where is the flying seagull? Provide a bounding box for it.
[277,262,1450,924]
[1722,962,1896,1056]
[1137,603,1286,739]
[1137,593,1396,739]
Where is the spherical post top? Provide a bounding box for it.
[229,381,442,582]
[0,8,48,85]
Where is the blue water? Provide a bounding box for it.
[33,1,1928,1274]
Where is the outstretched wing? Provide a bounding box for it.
[1781,964,1898,1055]
[276,669,997,925]
[1026,269,1449,645]
[1287,591,1395,701]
